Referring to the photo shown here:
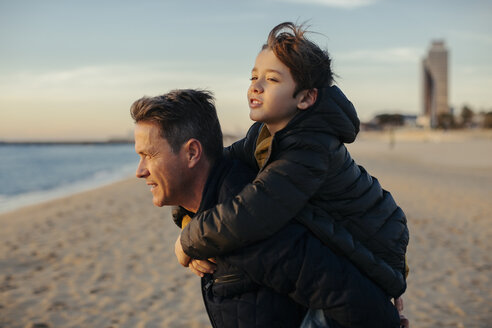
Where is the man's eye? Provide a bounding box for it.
[250,76,258,81]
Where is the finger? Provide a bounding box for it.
[188,263,205,278]
[190,260,206,273]
[201,260,217,271]
[400,314,409,328]
[394,297,404,312]
[190,260,211,275]
[208,258,217,264]
[194,260,216,273]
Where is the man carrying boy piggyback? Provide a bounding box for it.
[175,22,409,326]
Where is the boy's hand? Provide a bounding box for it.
[175,234,191,267]
[188,259,217,277]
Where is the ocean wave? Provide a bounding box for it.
[0,143,138,214]
[0,163,136,214]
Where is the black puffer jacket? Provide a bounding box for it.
[178,158,400,328]
[181,86,409,297]
[186,159,306,328]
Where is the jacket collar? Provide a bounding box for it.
[195,157,229,214]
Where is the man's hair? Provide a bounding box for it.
[130,89,223,163]
[263,22,334,96]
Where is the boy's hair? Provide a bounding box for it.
[130,89,223,163]
[263,22,333,96]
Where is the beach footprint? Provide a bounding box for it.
[97,273,114,282]
[48,301,68,311]
[33,285,50,295]
[25,323,51,328]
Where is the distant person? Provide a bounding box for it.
[131,89,401,327]
[175,22,410,326]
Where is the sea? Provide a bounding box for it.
[0,143,139,214]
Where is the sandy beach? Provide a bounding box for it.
[1,130,491,328]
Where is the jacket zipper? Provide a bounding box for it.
[213,273,242,284]
[201,277,219,328]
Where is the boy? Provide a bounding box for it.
[177,22,409,323]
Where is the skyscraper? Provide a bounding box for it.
[422,41,449,128]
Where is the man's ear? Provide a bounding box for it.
[297,88,318,110]
[183,138,202,168]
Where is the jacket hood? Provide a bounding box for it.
[286,85,360,143]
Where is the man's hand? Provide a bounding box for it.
[394,297,410,328]
[394,297,403,312]
[188,258,217,277]
[175,234,191,267]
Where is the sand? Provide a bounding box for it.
[0,180,210,328]
[1,129,491,328]
[348,130,492,328]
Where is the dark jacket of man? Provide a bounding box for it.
[175,158,400,328]
[180,86,409,298]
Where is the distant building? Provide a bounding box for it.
[402,114,418,127]
[422,40,449,128]
[364,113,418,130]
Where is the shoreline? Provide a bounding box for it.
[0,142,138,215]
[0,174,136,216]
[3,129,490,215]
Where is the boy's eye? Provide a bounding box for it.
[250,76,258,81]
[267,77,279,82]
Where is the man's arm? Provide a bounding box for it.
[394,297,410,328]
[174,234,191,267]
[181,134,334,259]
[175,234,217,278]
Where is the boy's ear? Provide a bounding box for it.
[296,88,318,111]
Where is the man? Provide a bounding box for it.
[131,89,401,328]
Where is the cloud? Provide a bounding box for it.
[272,0,380,9]
[337,47,422,64]
[0,62,247,100]
[0,62,250,115]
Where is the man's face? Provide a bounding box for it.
[134,121,187,207]
[247,49,303,134]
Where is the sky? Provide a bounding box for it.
[1,0,491,141]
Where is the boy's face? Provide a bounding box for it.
[248,49,307,134]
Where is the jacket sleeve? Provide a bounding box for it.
[181,132,333,259]
[221,222,401,328]
[223,123,260,171]
[295,204,407,298]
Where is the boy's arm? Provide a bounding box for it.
[222,122,261,171]
[221,222,402,327]
[181,134,332,259]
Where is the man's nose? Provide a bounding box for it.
[135,160,149,178]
